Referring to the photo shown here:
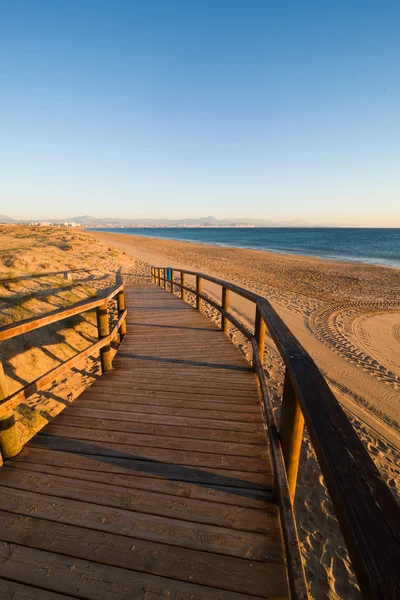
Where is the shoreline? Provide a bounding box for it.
[87,227,400,270]
[89,229,400,433]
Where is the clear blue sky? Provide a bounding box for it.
[1,1,399,225]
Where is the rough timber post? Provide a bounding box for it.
[96,301,112,372]
[254,306,266,369]
[280,368,305,503]
[221,286,230,334]
[171,269,175,294]
[0,362,22,459]
[196,276,203,311]
[181,272,186,301]
[117,290,127,339]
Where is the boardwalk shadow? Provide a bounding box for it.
[30,435,273,501]
[116,353,251,372]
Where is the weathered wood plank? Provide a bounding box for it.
[0,486,284,562]
[13,447,273,488]
[0,511,289,598]
[29,434,269,472]
[49,414,267,445]
[85,379,259,399]
[103,370,256,387]
[41,424,268,458]
[0,543,278,600]
[0,467,277,533]
[0,579,77,600]
[62,406,265,432]
[81,388,260,407]
[66,398,263,423]
[8,460,274,506]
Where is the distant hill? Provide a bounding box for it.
[70,215,315,228]
[3,214,315,227]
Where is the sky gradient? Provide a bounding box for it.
[1,1,399,225]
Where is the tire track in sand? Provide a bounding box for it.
[308,301,400,391]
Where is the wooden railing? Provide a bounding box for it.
[0,269,127,461]
[151,266,400,600]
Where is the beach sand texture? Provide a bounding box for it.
[1,225,399,599]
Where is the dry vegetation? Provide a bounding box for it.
[0,225,148,446]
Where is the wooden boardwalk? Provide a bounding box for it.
[0,284,289,599]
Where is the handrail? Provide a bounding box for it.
[0,283,123,343]
[151,265,400,600]
[0,269,128,457]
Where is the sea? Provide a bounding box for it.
[90,227,400,268]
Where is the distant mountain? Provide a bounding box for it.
[3,214,315,227]
[72,215,315,227]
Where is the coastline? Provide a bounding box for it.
[89,230,400,438]
[88,227,400,269]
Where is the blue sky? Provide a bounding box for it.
[1,1,399,225]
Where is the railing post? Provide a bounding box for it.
[151,267,154,283]
[181,272,186,301]
[162,269,166,289]
[254,305,266,369]
[0,362,22,459]
[280,369,305,503]
[156,268,160,286]
[96,301,112,372]
[221,286,230,334]
[171,270,174,294]
[117,290,127,339]
[196,275,203,311]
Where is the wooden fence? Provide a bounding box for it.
[151,266,400,600]
[0,269,127,460]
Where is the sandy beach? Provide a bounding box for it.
[90,229,400,600]
[1,225,399,600]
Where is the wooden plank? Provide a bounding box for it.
[109,363,254,377]
[0,486,284,563]
[0,511,289,598]
[0,467,278,533]
[8,460,274,507]
[81,388,260,407]
[29,435,269,473]
[112,358,252,373]
[115,355,249,368]
[62,405,265,432]
[0,543,277,600]
[64,399,263,423]
[90,378,259,398]
[41,424,268,458]
[105,370,256,387]
[0,580,77,600]
[50,413,266,445]
[13,447,273,488]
